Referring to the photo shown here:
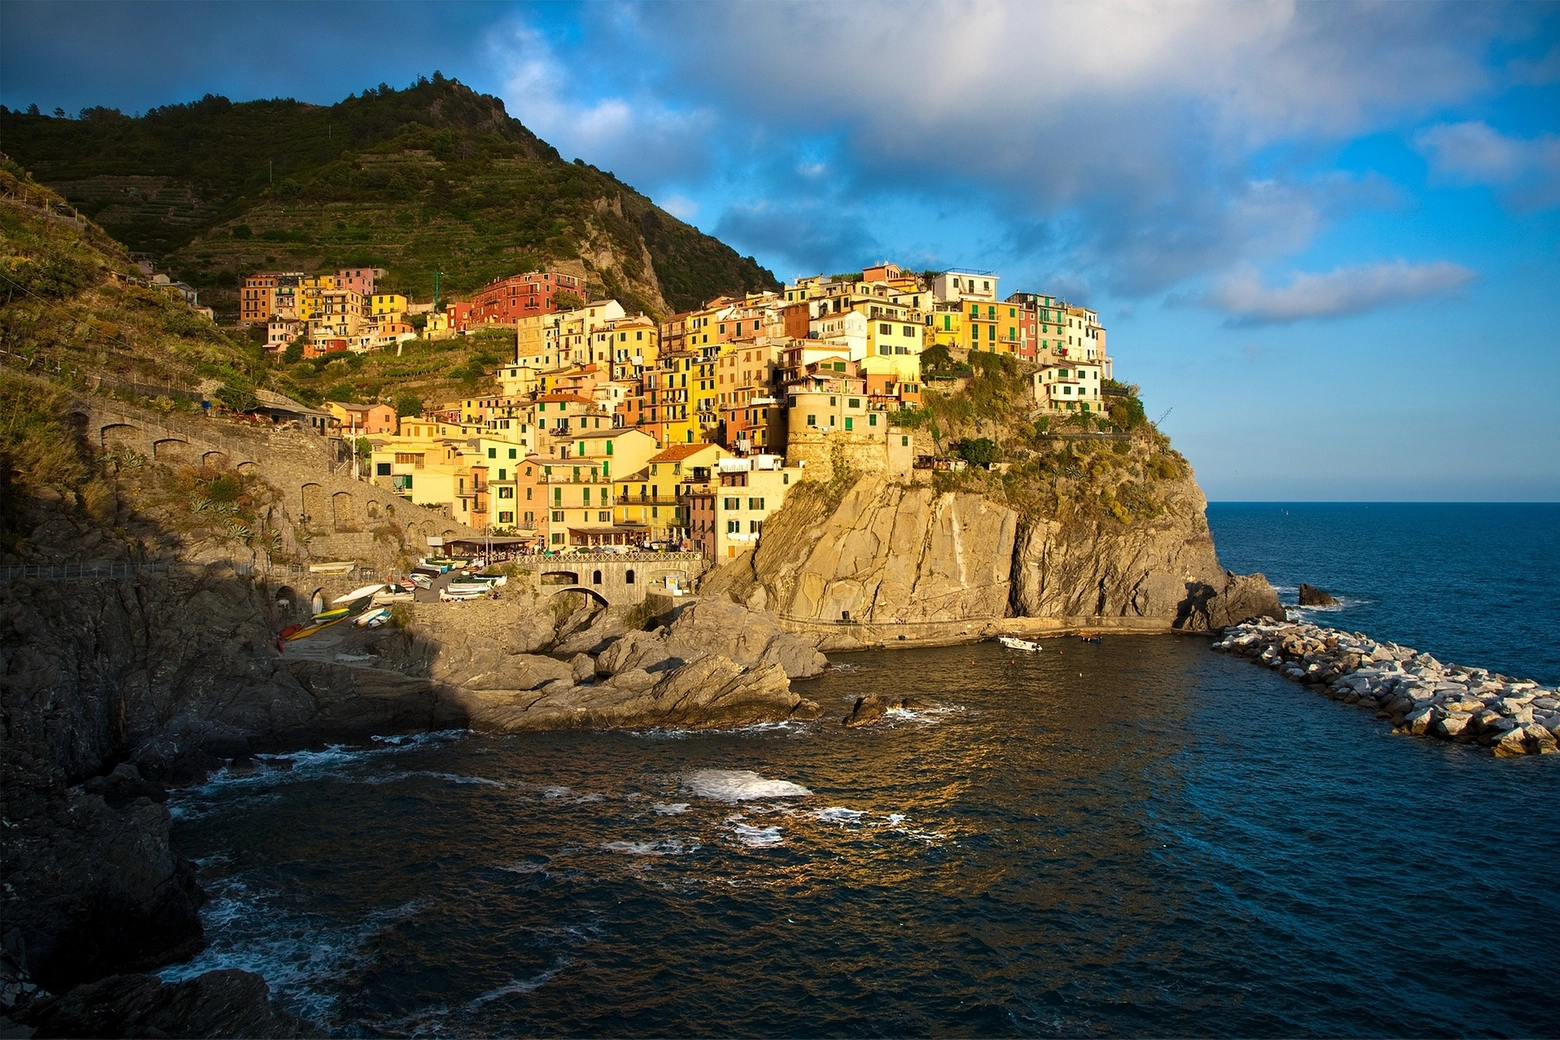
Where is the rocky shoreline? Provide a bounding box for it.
[1214,621,1560,757]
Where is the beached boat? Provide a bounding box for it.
[997,636,1043,652]
[354,607,392,628]
[444,581,493,596]
[408,573,433,590]
[287,614,349,640]
[439,587,488,602]
[333,583,389,606]
[307,561,356,575]
[311,606,351,622]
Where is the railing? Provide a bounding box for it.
[0,558,369,585]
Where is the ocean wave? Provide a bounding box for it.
[158,877,428,1027]
[653,802,690,815]
[731,823,784,848]
[685,769,812,802]
[469,961,567,1007]
[812,806,868,826]
[601,839,694,856]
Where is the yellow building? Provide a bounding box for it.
[966,299,1000,353]
[613,442,729,542]
[370,293,408,317]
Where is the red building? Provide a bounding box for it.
[470,270,581,325]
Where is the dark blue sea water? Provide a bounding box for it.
[1207,503,1560,686]
[163,505,1560,1036]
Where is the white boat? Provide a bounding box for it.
[445,581,493,596]
[354,607,391,628]
[997,636,1042,652]
[333,583,388,606]
[439,587,488,602]
[308,561,356,575]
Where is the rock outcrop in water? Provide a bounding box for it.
[1298,583,1338,607]
[707,474,1283,634]
[1214,621,1560,757]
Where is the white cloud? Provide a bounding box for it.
[1197,260,1476,324]
[490,21,716,185]
[659,194,699,220]
[1414,121,1560,209]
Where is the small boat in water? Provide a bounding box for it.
[997,636,1042,652]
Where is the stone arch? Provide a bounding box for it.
[202,450,228,469]
[331,491,357,532]
[592,569,603,585]
[300,482,326,525]
[100,423,141,450]
[541,570,580,586]
[152,437,191,463]
[309,587,326,614]
[366,500,381,520]
[274,585,298,611]
[552,585,610,608]
[624,568,636,585]
[235,460,258,475]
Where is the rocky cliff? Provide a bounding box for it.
[707,465,1282,636]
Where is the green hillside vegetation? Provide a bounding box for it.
[0,159,262,398]
[896,349,1189,526]
[1,75,778,318]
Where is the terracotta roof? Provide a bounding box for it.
[651,442,720,462]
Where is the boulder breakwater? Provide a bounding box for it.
[1214,621,1560,757]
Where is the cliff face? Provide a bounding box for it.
[1009,469,1222,618]
[727,481,1017,623]
[714,470,1280,633]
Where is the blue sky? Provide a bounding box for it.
[4,1,1557,500]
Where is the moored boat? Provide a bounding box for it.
[997,636,1043,652]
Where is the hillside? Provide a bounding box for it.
[0,76,779,318]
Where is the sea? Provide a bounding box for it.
[162,503,1560,1037]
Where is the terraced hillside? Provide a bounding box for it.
[1,76,778,318]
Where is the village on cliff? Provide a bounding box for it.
[235,263,1116,562]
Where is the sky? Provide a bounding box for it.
[3,0,1558,501]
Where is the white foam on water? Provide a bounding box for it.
[653,802,690,815]
[362,769,507,788]
[541,785,571,800]
[499,860,550,875]
[731,823,784,848]
[685,769,811,802]
[601,839,691,856]
[813,806,868,826]
[469,961,566,1007]
[159,877,427,1027]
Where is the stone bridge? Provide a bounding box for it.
[503,552,707,607]
[78,400,476,550]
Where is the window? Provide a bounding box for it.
[605,441,613,456]
[749,520,762,533]
[901,435,910,446]
[582,488,591,505]
[525,487,533,500]
[553,488,562,505]
[498,468,506,480]
[869,413,878,426]
[727,519,740,534]
[724,497,741,510]
[524,511,534,523]
[848,398,860,409]
[508,448,517,459]
[499,511,514,524]
[593,570,603,585]
[498,486,514,499]
[748,498,765,510]
[599,510,611,522]
[552,510,564,522]
[376,462,390,476]
[807,414,817,426]
[625,569,635,585]
[487,447,496,458]
[552,533,564,544]
[844,417,853,431]
[879,322,891,334]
